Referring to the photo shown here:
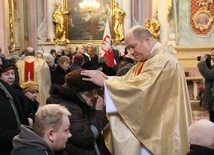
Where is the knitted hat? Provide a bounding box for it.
[65,69,100,92]
[20,81,39,93]
[0,59,15,75]
[74,54,84,64]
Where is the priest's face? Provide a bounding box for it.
[125,34,150,62]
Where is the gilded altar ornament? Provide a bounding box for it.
[9,0,15,50]
[192,0,214,31]
[112,2,125,42]
[145,12,160,41]
[52,3,70,43]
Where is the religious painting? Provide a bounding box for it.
[191,0,214,33]
[67,0,113,43]
[192,7,213,31]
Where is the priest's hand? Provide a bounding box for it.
[81,70,106,87]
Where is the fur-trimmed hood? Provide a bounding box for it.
[47,84,89,109]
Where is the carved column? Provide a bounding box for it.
[157,0,168,44]
[46,0,55,42]
[28,0,38,49]
[122,0,132,36]
[0,0,8,57]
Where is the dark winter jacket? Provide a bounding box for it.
[98,63,117,76]
[11,83,35,119]
[11,125,67,155]
[198,62,214,110]
[186,144,214,155]
[51,65,68,85]
[25,97,39,116]
[0,80,28,155]
[68,63,82,72]
[46,85,109,155]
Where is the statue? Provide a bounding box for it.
[52,3,69,43]
[145,12,160,41]
[112,2,125,42]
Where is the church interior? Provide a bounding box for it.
[1,0,214,121]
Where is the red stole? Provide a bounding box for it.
[136,62,145,75]
[24,61,34,82]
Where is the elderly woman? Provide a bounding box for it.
[46,69,110,155]
[0,59,34,125]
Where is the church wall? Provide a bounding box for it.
[178,0,214,46]
[1,0,214,69]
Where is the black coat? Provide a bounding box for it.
[11,83,35,119]
[46,85,109,155]
[98,63,117,76]
[198,62,214,110]
[0,80,28,155]
[51,65,68,85]
[186,144,214,155]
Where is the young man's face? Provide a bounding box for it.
[51,115,71,151]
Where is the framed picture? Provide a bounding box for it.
[67,0,114,44]
[192,7,213,32]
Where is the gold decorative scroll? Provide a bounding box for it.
[167,0,172,21]
[9,0,15,50]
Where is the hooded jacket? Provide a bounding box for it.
[0,80,28,155]
[46,85,109,155]
[11,125,67,155]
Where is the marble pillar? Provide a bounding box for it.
[122,0,132,36]
[46,0,55,42]
[28,0,38,49]
[158,0,168,45]
[142,0,152,26]
[0,0,8,57]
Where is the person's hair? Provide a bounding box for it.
[87,43,96,57]
[188,119,214,148]
[35,50,44,58]
[33,104,71,137]
[132,26,153,42]
[58,56,70,64]
[87,43,94,48]
[73,53,84,65]
[43,53,55,64]
[211,48,214,51]
[24,47,35,56]
[75,46,79,51]
[50,49,56,55]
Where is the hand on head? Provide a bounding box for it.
[81,70,107,87]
